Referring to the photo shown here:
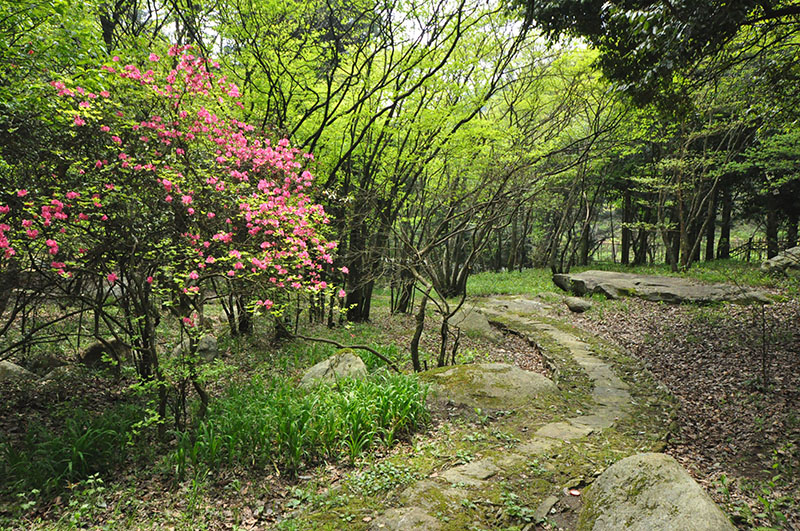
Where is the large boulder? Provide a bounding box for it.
[0,360,38,382]
[761,246,800,276]
[300,349,368,388]
[172,334,218,362]
[565,296,592,313]
[450,307,502,342]
[577,453,735,531]
[554,270,770,305]
[421,362,558,409]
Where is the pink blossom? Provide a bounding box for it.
[165,195,173,203]
[146,276,154,284]
[112,56,120,62]
[79,101,90,108]
[26,229,38,239]
[181,194,192,205]
[95,160,104,168]
[17,189,28,197]
[111,136,121,144]
[100,125,111,133]
[107,272,118,284]
[207,212,215,219]
[256,299,273,310]
[73,115,86,126]
[188,271,199,280]
[182,316,194,327]
[100,90,110,98]
[0,205,8,214]
[338,289,346,298]
[66,191,80,200]
[341,266,349,274]
[148,53,160,62]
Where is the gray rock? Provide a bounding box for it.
[172,334,218,362]
[300,349,367,387]
[577,452,735,531]
[370,507,441,531]
[762,246,800,276]
[534,495,559,521]
[450,307,502,342]
[0,360,38,382]
[42,365,80,381]
[422,362,558,409]
[565,296,592,313]
[553,270,770,305]
[439,459,500,487]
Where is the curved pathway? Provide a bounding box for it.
[369,297,633,530]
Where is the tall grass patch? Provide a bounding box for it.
[0,404,144,496]
[169,372,429,478]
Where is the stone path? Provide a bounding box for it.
[369,297,633,530]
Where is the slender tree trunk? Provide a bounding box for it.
[705,188,717,261]
[766,207,779,259]
[717,186,732,259]
[787,213,798,248]
[621,189,632,265]
[409,289,431,373]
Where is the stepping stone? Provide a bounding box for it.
[536,421,594,441]
[439,459,500,487]
[517,436,560,455]
[369,507,441,530]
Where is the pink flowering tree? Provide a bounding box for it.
[0,46,337,397]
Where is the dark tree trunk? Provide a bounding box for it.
[787,213,798,248]
[705,188,717,261]
[621,189,632,265]
[766,207,779,259]
[717,186,732,259]
[409,290,430,373]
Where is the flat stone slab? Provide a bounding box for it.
[422,362,559,409]
[400,480,467,511]
[369,507,441,530]
[553,270,770,305]
[577,453,736,531]
[439,459,500,487]
[536,421,594,440]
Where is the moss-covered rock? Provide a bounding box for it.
[577,452,735,531]
[421,363,559,409]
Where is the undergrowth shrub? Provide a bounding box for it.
[0,404,143,496]
[169,372,429,478]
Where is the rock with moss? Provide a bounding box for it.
[421,362,558,409]
[369,507,441,530]
[0,360,38,382]
[565,296,592,313]
[300,349,367,387]
[761,245,800,276]
[554,270,770,305]
[577,452,735,531]
[450,307,502,342]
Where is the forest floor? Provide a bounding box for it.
[565,295,800,529]
[1,269,798,530]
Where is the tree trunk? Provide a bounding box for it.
[787,213,798,248]
[621,189,632,265]
[766,207,779,259]
[704,187,717,261]
[717,186,732,259]
[409,289,431,373]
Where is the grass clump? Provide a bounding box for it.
[169,372,429,478]
[0,404,143,497]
